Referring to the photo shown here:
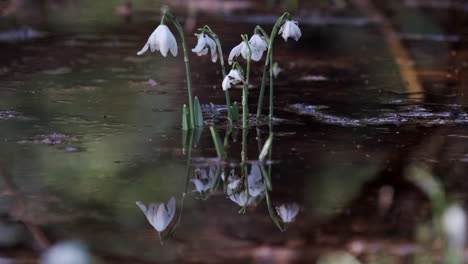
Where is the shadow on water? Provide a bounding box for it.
[0,0,468,263]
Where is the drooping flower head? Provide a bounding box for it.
[228,34,268,65]
[248,164,265,197]
[229,190,256,207]
[136,197,176,233]
[137,24,178,57]
[279,20,302,42]
[191,167,216,193]
[222,68,244,91]
[276,203,299,223]
[192,33,218,63]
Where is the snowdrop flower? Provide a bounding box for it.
[222,169,241,195]
[443,204,466,249]
[41,241,91,264]
[279,20,302,42]
[248,165,265,197]
[249,34,268,60]
[222,69,244,91]
[137,24,178,57]
[276,203,299,223]
[191,167,216,193]
[136,197,176,233]
[228,34,267,64]
[229,191,256,207]
[192,33,217,63]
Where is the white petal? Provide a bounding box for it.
[228,69,244,83]
[222,75,231,91]
[137,43,149,55]
[291,21,302,41]
[154,203,169,232]
[169,31,178,56]
[205,36,218,63]
[135,201,147,214]
[147,202,157,226]
[157,26,171,57]
[191,178,206,192]
[196,47,209,56]
[166,197,176,222]
[250,34,268,52]
[191,34,206,53]
[240,42,250,60]
[228,42,244,65]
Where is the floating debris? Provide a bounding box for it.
[298,75,328,81]
[18,133,79,145]
[0,110,21,120]
[0,27,47,42]
[289,104,468,127]
[43,67,72,75]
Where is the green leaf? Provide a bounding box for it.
[232,101,239,121]
[182,104,189,130]
[259,133,273,161]
[194,97,204,128]
[210,126,226,159]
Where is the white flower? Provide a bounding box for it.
[222,69,244,91]
[228,34,267,64]
[137,24,178,57]
[276,203,299,223]
[229,191,256,207]
[136,197,176,232]
[192,33,217,63]
[248,164,265,197]
[191,167,216,193]
[279,20,302,42]
[41,242,90,264]
[443,204,466,249]
[249,34,268,59]
[222,169,241,195]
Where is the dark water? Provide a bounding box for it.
[0,0,468,263]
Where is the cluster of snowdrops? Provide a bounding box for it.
[137,10,301,129]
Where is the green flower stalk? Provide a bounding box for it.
[240,34,252,128]
[137,11,197,129]
[195,25,233,123]
[255,12,302,121]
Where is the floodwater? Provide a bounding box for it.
[1,0,468,263]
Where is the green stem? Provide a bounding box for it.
[256,13,289,120]
[203,25,232,123]
[241,128,248,164]
[164,12,195,129]
[241,35,251,129]
[255,26,270,119]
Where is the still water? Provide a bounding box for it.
[0,0,467,263]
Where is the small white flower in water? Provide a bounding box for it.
[248,164,265,197]
[228,34,266,64]
[137,24,178,57]
[222,169,241,195]
[276,203,299,223]
[230,191,256,207]
[279,20,302,42]
[136,197,176,233]
[191,167,216,193]
[41,241,91,264]
[222,69,244,91]
[192,33,217,63]
[443,204,466,249]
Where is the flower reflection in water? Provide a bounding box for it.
[191,166,216,193]
[135,197,176,233]
[275,203,299,223]
[222,168,241,195]
[248,164,266,197]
